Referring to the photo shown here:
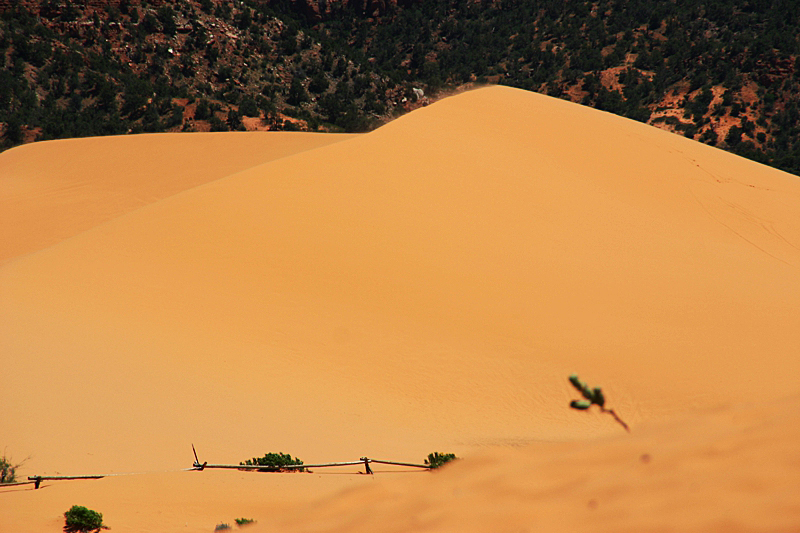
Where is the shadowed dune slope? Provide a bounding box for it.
[0,132,355,263]
[2,86,799,533]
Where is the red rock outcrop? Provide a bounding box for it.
[0,0,165,13]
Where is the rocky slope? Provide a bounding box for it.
[1,0,799,175]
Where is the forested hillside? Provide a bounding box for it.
[2,0,799,175]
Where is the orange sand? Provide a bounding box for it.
[0,132,355,263]
[1,86,799,533]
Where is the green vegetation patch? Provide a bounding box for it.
[1,452,24,484]
[568,374,630,432]
[424,452,458,469]
[64,505,108,533]
[240,452,304,472]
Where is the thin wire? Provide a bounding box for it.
[102,467,200,476]
[31,466,200,479]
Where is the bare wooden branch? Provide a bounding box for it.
[0,480,37,487]
[28,475,105,480]
[602,408,630,432]
[28,475,105,489]
[365,458,431,469]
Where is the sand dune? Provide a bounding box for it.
[260,395,800,533]
[2,86,799,532]
[0,132,355,263]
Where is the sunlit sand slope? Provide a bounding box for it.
[260,395,800,533]
[2,86,799,533]
[0,132,355,263]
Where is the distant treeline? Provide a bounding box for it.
[1,0,799,175]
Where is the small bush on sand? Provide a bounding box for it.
[235,518,255,526]
[1,452,24,483]
[240,452,304,472]
[64,505,108,533]
[568,374,630,431]
[424,452,457,469]
[214,523,231,531]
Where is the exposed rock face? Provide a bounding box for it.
[0,0,416,22]
[0,0,165,13]
[0,0,401,18]
[290,0,410,21]
[0,0,36,10]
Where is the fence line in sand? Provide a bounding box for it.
[194,457,432,475]
[17,446,432,489]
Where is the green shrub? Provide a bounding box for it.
[64,505,107,533]
[568,374,630,431]
[234,518,255,526]
[424,452,457,469]
[1,453,24,483]
[240,452,304,472]
[238,96,259,117]
[568,374,605,408]
[209,115,228,132]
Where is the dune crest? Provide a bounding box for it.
[0,132,355,263]
[2,86,799,533]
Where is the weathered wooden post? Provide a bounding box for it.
[360,457,373,475]
[191,444,208,470]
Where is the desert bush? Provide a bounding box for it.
[240,452,304,472]
[194,99,211,120]
[424,452,457,469]
[238,96,258,117]
[568,374,629,431]
[209,115,228,132]
[64,505,107,533]
[235,518,255,526]
[214,523,231,531]
[1,452,24,483]
[286,77,309,106]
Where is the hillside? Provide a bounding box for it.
[1,0,800,175]
[2,86,799,532]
